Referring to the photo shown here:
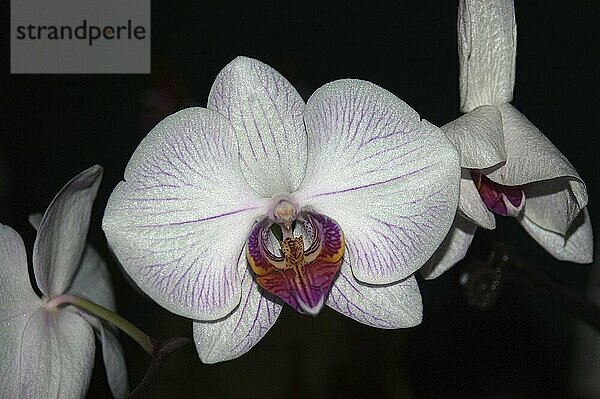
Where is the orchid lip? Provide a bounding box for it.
[471,170,525,217]
[246,210,345,315]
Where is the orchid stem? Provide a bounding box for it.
[127,331,193,399]
[47,294,154,354]
[48,294,193,396]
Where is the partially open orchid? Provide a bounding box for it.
[422,0,593,279]
[0,166,128,398]
[103,56,460,363]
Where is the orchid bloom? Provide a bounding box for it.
[0,166,128,398]
[102,56,460,363]
[422,0,593,279]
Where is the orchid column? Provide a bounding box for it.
[422,0,593,279]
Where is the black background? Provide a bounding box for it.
[2,1,599,397]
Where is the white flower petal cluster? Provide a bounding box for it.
[103,57,460,363]
[0,166,127,398]
[423,0,593,279]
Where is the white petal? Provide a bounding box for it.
[94,318,129,398]
[458,0,516,111]
[485,104,588,210]
[421,215,477,279]
[33,165,103,297]
[442,105,506,169]
[524,179,581,236]
[28,213,42,229]
[208,56,307,197]
[19,308,95,399]
[0,309,36,397]
[0,224,41,397]
[103,107,266,320]
[458,170,496,229]
[326,260,422,328]
[193,257,282,364]
[76,310,129,398]
[67,245,129,397]
[519,208,593,264]
[0,224,40,313]
[68,244,115,310]
[298,79,460,284]
[30,218,115,309]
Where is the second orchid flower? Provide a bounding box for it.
[423,0,593,279]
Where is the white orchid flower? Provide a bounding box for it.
[0,165,128,398]
[103,56,460,363]
[422,0,593,279]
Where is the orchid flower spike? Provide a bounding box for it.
[422,0,593,279]
[0,165,128,398]
[103,56,460,363]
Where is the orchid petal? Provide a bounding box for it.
[0,225,41,396]
[208,56,307,197]
[68,245,128,397]
[326,260,422,328]
[458,0,516,112]
[458,170,495,229]
[0,224,40,312]
[421,215,477,279]
[523,179,581,236]
[103,107,266,320]
[31,213,117,309]
[0,309,35,398]
[19,308,95,399]
[28,213,42,229]
[519,208,593,264]
[299,79,460,284]
[33,165,102,297]
[98,325,129,398]
[193,255,282,364]
[80,313,129,398]
[68,245,115,310]
[442,105,506,169]
[485,104,588,210]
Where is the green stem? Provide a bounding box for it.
[47,294,154,354]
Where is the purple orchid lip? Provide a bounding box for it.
[471,170,525,217]
[246,211,345,315]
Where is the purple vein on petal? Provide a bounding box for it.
[134,207,259,228]
[231,268,279,354]
[311,165,432,198]
[236,92,258,161]
[355,143,422,166]
[247,98,269,157]
[327,272,392,328]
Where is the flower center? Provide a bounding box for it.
[246,209,345,315]
[471,170,525,217]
